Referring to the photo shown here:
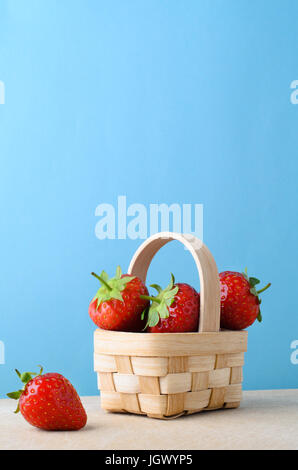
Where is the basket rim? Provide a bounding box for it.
[94,328,248,357]
[94,327,247,336]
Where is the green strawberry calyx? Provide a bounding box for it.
[91,266,135,310]
[242,268,271,323]
[7,365,44,413]
[140,274,179,328]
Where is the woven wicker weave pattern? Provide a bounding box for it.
[94,351,244,418]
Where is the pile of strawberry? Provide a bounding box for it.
[89,266,271,332]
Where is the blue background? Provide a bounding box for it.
[1,0,297,398]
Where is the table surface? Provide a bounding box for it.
[1,389,298,450]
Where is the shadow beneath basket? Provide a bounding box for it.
[104,406,243,421]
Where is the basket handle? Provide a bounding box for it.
[128,232,221,333]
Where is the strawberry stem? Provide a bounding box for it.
[7,365,44,414]
[91,272,112,291]
[140,295,161,304]
[256,283,271,295]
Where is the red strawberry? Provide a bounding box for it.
[89,266,149,331]
[219,269,271,330]
[7,366,87,431]
[141,274,200,333]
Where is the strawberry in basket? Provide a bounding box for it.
[140,274,200,332]
[219,269,271,330]
[89,266,149,331]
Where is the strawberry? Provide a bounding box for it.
[7,366,87,431]
[89,266,149,331]
[141,274,200,333]
[219,269,271,330]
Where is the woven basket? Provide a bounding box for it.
[94,232,248,419]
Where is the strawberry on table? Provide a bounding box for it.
[89,266,149,332]
[7,366,87,431]
[219,269,271,330]
[141,274,200,333]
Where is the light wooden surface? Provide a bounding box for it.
[128,232,221,332]
[1,390,298,450]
